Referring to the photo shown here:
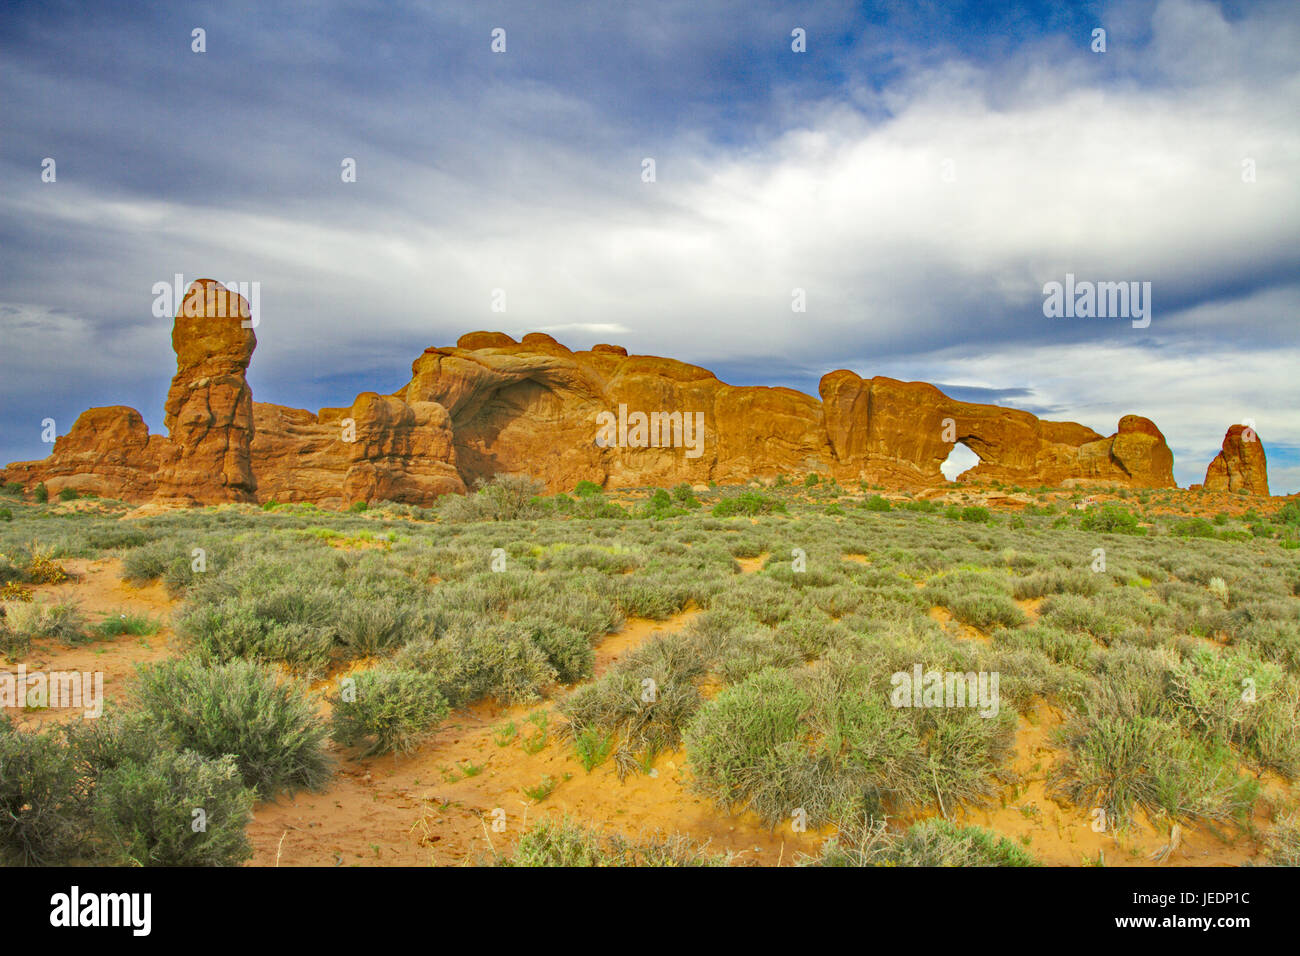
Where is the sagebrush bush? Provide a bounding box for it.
[712,491,786,518]
[2,601,88,648]
[0,715,85,865]
[92,749,255,866]
[394,623,557,706]
[1051,712,1251,827]
[1079,504,1143,535]
[178,599,334,673]
[329,666,449,756]
[440,474,546,522]
[133,657,333,798]
[561,631,707,777]
[499,815,729,867]
[806,815,1039,867]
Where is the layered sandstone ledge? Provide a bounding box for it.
[2,281,1270,508]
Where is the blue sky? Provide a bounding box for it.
[1,0,1297,490]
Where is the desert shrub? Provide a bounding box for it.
[119,539,173,584]
[499,815,729,867]
[540,544,641,575]
[0,553,27,585]
[671,483,701,509]
[58,488,78,502]
[561,632,707,777]
[614,578,687,619]
[686,656,1014,828]
[0,715,85,865]
[642,488,683,519]
[960,506,991,524]
[1011,568,1104,600]
[1051,713,1251,827]
[329,666,449,756]
[686,668,811,821]
[333,595,426,657]
[1079,504,1143,535]
[520,619,594,683]
[33,484,48,503]
[2,601,88,647]
[573,480,603,498]
[1171,517,1216,539]
[862,494,891,512]
[712,491,786,518]
[0,508,10,522]
[394,623,557,706]
[133,657,332,798]
[806,815,1039,867]
[91,749,254,866]
[944,592,1027,630]
[121,538,235,592]
[923,571,1025,630]
[1255,814,1300,866]
[1169,649,1300,776]
[899,499,938,513]
[1,482,22,497]
[995,625,1096,669]
[1237,619,1300,674]
[83,524,150,551]
[177,599,334,674]
[1039,593,1120,642]
[1086,645,1178,720]
[0,618,30,659]
[442,474,546,522]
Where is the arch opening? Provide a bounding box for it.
[940,442,980,482]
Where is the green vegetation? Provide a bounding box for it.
[2,477,1297,866]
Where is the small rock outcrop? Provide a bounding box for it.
[1204,424,1269,495]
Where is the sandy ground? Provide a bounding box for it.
[2,558,176,730]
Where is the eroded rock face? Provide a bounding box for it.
[817,371,1174,488]
[152,280,258,504]
[0,407,161,499]
[4,318,1235,506]
[1205,424,1269,495]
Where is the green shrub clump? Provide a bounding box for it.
[329,666,449,756]
[133,657,333,798]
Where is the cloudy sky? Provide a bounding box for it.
[1,0,1297,490]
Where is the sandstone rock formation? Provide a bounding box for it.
[819,372,1174,488]
[0,406,162,499]
[1204,424,1269,496]
[152,279,258,504]
[7,300,1250,507]
[252,392,464,505]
